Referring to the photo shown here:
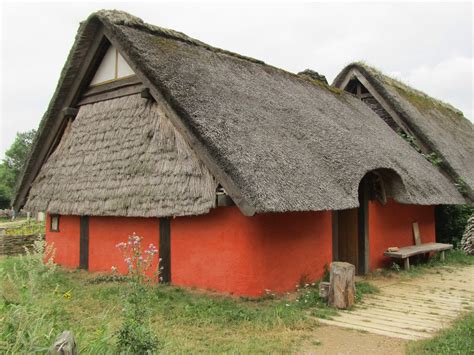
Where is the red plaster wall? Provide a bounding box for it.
[369,199,435,269]
[88,216,160,276]
[46,214,80,268]
[171,207,332,296]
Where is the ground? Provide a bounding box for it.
[300,326,407,354]
[0,243,473,353]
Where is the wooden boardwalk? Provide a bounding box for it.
[316,265,474,340]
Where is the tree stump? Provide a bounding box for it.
[328,262,356,309]
[50,331,77,355]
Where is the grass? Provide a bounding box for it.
[4,243,466,353]
[3,219,45,236]
[369,249,474,279]
[407,311,474,354]
[2,251,368,353]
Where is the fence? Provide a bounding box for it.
[0,233,44,256]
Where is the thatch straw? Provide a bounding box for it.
[16,11,467,215]
[25,94,216,217]
[334,62,474,201]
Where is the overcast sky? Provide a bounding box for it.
[0,1,472,158]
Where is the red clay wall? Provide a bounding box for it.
[88,216,160,275]
[46,214,80,268]
[368,199,435,269]
[171,207,332,296]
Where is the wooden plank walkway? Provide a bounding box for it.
[315,265,474,340]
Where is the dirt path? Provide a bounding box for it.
[299,325,407,354]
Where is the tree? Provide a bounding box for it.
[0,129,37,209]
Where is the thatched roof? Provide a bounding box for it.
[333,62,474,201]
[24,95,216,217]
[14,10,466,217]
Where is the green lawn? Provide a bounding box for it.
[407,311,474,354]
[1,244,471,353]
[0,248,346,353]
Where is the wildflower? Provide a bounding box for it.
[63,290,72,300]
[111,266,118,273]
[285,303,290,307]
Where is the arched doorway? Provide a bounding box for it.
[332,169,407,274]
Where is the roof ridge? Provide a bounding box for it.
[93,10,344,96]
[94,9,265,64]
[352,61,465,118]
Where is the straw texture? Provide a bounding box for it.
[25,94,216,217]
[15,10,467,215]
[334,63,474,201]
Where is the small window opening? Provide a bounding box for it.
[50,215,60,232]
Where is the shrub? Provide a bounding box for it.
[435,205,474,247]
[114,233,159,353]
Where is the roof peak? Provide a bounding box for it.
[343,61,465,118]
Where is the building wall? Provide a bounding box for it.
[171,207,332,296]
[46,214,80,268]
[88,216,160,275]
[368,199,435,269]
[46,201,433,295]
[46,208,332,297]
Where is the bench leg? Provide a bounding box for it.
[404,258,410,270]
[440,251,445,262]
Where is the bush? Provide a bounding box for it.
[115,233,159,353]
[435,205,474,247]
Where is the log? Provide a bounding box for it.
[328,262,356,309]
[50,331,77,355]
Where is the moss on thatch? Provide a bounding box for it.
[334,62,474,202]
[15,11,468,215]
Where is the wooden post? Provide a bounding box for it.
[50,331,77,355]
[440,251,445,262]
[328,262,356,309]
[159,218,171,283]
[79,216,89,270]
[404,258,410,270]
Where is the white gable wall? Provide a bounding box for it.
[90,45,135,86]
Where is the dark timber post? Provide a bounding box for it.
[79,216,89,270]
[358,178,369,274]
[159,218,171,283]
[332,211,339,261]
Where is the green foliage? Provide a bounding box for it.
[396,129,443,167]
[0,238,64,352]
[116,283,158,353]
[454,178,469,196]
[0,129,36,208]
[4,220,45,236]
[115,234,159,353]
[436,205,474,247]
[407,311,474,354]
[422,152,443,167]
[398,129,421,152]
[355,281,379,302]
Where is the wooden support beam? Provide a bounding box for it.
[79,216,89,270]
[62,107,79,119]
[159,218,171,283]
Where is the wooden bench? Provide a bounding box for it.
[384,242,453,270]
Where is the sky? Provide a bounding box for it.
[0,1,472,158]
